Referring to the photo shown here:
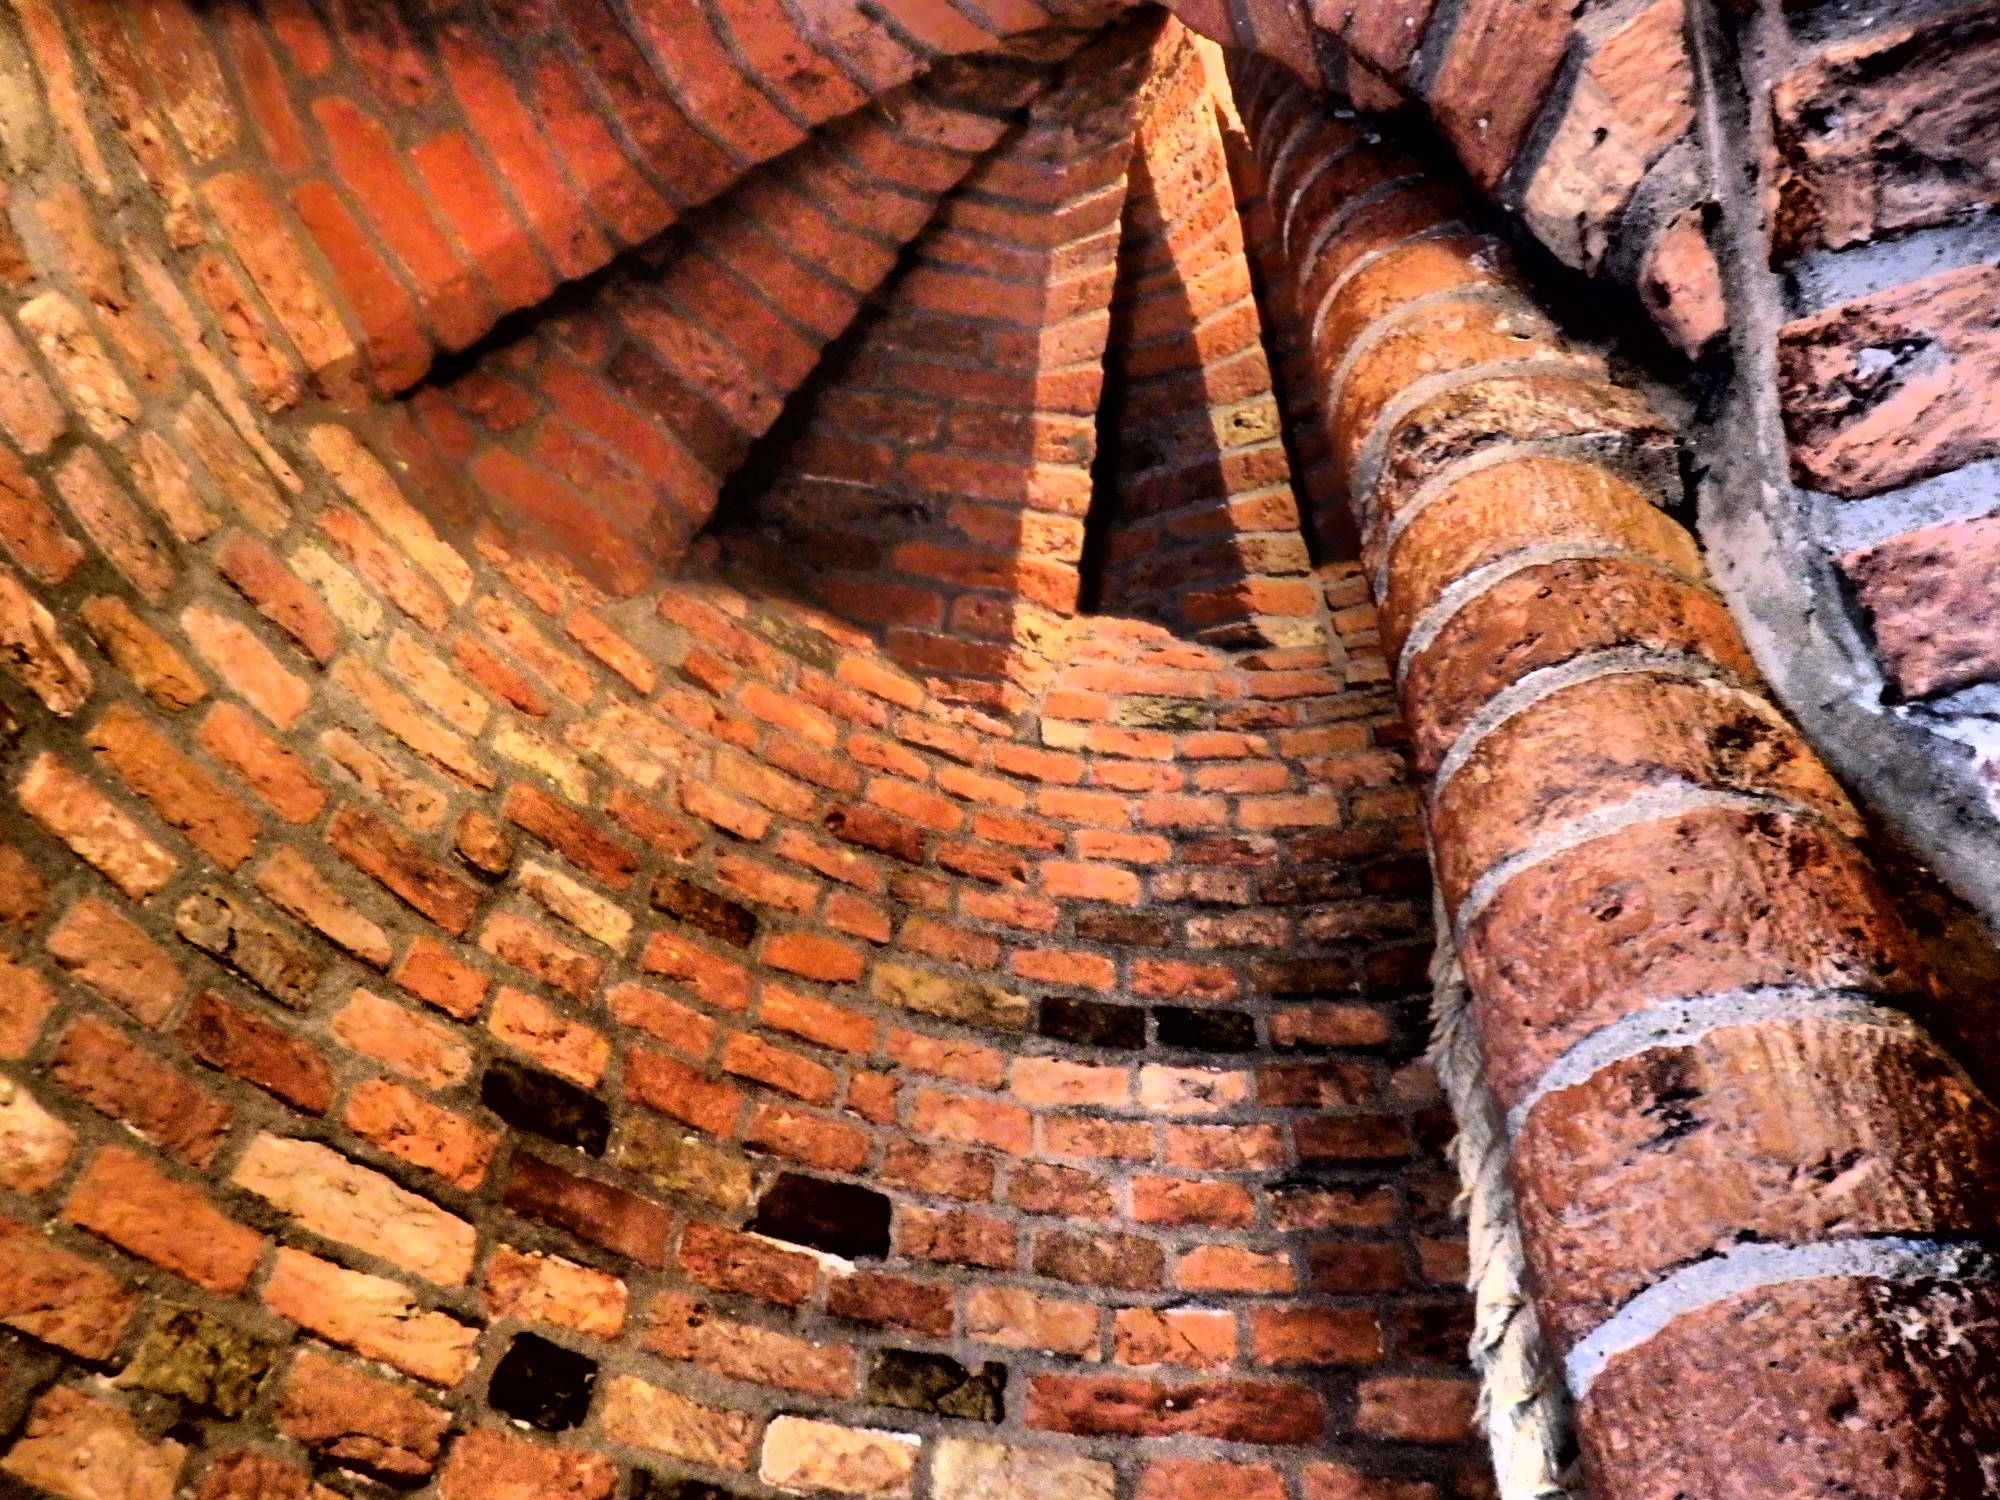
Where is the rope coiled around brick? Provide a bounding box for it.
[1427,894,1581,1500]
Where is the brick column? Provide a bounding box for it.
[1236,60,2000,1500]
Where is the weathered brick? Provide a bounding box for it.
[334,987,474,1087]
[62,1144,265,1293]
[19,753,177,899]
[276,1347,449,1479]
[233,1133,476,1284]
[330,804,484,935]
[599,1373,758,1471]
[483,1244,627,1337]
[179,989,333,1111]
[435,1426,617,1500]
[80,595,205,710]
[1,1387,185,1500]
[47,895,185,1025]
[0,1214,136,1359]
[262,1247,479,1387]
[759,1416,919,1499]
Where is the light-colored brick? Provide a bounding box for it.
[262,1246,479,1387]
[761,1416,920,1499]
[232,1133,475,1285]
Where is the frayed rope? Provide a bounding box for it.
[1427,894,1582,1499]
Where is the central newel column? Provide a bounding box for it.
[1234,56,2000,1500]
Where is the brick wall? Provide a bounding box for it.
[0,2,1503,1498]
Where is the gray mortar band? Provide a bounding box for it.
[1350,358,1602,507]
[1367,446,1618,598]
[1565,1236,2000,1400]
[1369,443,1702,600]
[1261,107,1320,207]
[1450,783,1842,936]
[1393,545,1689,684]
[1428,645,1755,799]
[1279,135,1368,258]
[1504,986,1920,1141]
[1323,277,1522,433]
[1296,178,1439,339]
[1312,222,1488,374]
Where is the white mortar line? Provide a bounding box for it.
[1394,545,1691,683]
[1351,358,1601,510]
[1323,278,1522,431]
[1430,645,1754,799]
[1504,986,1921,1140]
[1279,136,1367,258]
[1451,784,1838,934]
[1565,1237,2000,1400]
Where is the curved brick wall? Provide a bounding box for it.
[0,4,1498,1500]
[1235,57,2000,1499]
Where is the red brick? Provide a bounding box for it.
[181,604,310,728]
[747,1102,871,1171]
[0,1214,137,1359]
[625,1047,743,1135]
[330,804,484,935]
[897,1205,1015,1269]
[395,936,490,1020]
[1139,1460,1287,1500]
[721,1031,835,1104]
[346,1078,496,1191]
[197,701,325,823]
[62,1144,265,1293]
[1025,1374,1325,1444]
[436,1427,617,1500]
[84,702,261,869]
[276,1347,449,1478]
[438,27,608,281]
[50,1016,233,1167]
[480,910,604,1001]
[640,930,754,1011]
[179,989,335,1114]
[288,178,429,394]
[502,1151,671,1268]
[606,981,716,1056]
[1354,1377,1478,1443]
[45,895,184,1026]
[204,172,360,392]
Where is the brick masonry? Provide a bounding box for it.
[0,5,1495,1498]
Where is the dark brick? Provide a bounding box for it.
[481,1058,610,1156]
[866,1348,1005,1422]
[1154,1006,1257,1052]
[1038,995,1146,1050]
[1076,910,1174,946]
[650,872,757,948]
[487,1332,596,1431]
[824,804,925,863]
[748,1172,892,1261]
